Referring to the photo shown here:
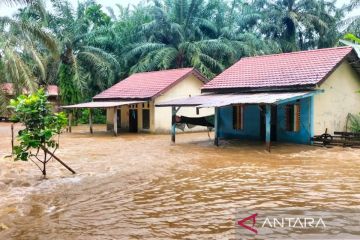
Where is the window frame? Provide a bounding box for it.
[142,102,150,130]
[285,104,300,132]
[233,104,244,130]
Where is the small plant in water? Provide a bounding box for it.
[9,89,75,177]
[348,113,360,132]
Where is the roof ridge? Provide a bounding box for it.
[131,67,194,76]
[240,46,353,61]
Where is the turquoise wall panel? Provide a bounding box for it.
[217,97,313,144]
[276,97,312,144]
[218,105,261,140]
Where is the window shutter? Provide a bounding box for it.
[239,105,244,130]
[294,105,300,132]
[233,105,244,130]
[285,105,291,131]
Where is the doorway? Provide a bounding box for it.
[129,109,138,132]
[260,105,277,141]
[117,109,121,130]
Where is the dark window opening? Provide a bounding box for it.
[285,104,300,132]
[142,109,150,130]
[117,109,121,128]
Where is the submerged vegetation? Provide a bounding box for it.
[0,0,359,111]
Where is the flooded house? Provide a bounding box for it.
[156,47,360,150]
[63,68,212,134]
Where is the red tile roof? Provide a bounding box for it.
[0,83,59,96]
[203,47,355,91]
[93,68,207,100]
[46,85,59,96]
[1,83,14,95]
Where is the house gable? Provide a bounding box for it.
[154,74,213,133]
[314,60,360,135]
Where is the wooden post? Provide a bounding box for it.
[113,107,118,136]
[89,108,93,134]
[68,113,72,133]
[265,104,271,152]
[11,123,14,154]
[41,146,76,174]
[171,106,176,143]
[214,107,219,146]
[309,96,314,145]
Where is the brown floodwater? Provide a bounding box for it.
[0,122,360,239]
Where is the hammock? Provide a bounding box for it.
[175,115,214,131]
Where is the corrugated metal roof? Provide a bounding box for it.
[62,101,145,109]
[156,92,317,108]
[93,68,208,100]
[203,47,355,91]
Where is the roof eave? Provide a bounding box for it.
[93,97,153,102]
[317,49,359,87]
[201,85,317,94]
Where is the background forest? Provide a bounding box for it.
[0,0,360,112]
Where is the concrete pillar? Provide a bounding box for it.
[113,107,118,136]
[171,106,176,143]
[310,96,314,145]
[265,104,271,152]
[214,107,219,146]
[68,112,72,133]
[89,108,93,134]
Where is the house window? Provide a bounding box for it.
[233,105,244,130]
[285,104,300,132]
[117,109,121,128]
[142,109,150,129]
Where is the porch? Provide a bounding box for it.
[62,100,146,136]
[156,91,320,151]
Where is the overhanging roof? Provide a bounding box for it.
[93,68,208,100]
[202,47,358,92]
[62,101,145,109]
[156,91,319,108]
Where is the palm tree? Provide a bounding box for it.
[16,0,120,104]
[2,0,33,5]
[241,0,341,52]
[0,15,58,115]
[343,1,360,37]
[0,16,58,93]
[124,0,280,78]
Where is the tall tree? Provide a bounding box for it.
[124,0,279,78]
[240,0,342,52]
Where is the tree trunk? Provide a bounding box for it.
[42,150,47,176]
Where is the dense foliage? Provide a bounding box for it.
[10,89,67,161]
[0,0,359,111]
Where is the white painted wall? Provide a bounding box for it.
[154,74,214,133]
[105,73,213,133]
[314,61,360,135]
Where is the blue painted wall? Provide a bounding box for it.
[217,97,313,144]
[218,105,261,140]
[276,97,312,144]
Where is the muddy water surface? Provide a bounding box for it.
[0,123,360,239]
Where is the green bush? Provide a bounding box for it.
[78,108,106,124]
[348,113,360,132]
[9,89,67,161]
